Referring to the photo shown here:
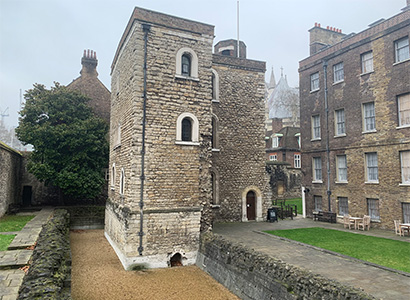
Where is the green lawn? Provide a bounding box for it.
[0,215,35,232]
[265,227,410,273]
[275,198,303,215]
[0,234,16,251]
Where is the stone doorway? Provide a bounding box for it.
[170,253,183,267]
[246,191,256,221]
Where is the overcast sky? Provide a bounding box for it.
[0,0,407,128]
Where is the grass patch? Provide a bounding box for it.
[0,215,35,232]
[275,198,302,215]
[0,234,16,251]
[265,227,410,273]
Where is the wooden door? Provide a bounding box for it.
[22,186,32,206]
[246,191,256,221]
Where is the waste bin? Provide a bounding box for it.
[267,207,278,222]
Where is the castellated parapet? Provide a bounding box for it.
[106,6,268,269]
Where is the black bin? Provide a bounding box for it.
[267,207,278,222]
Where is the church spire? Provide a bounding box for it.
[268,67,276,90]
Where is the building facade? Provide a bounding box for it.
[299,5,410,229]
[105,7,269,269]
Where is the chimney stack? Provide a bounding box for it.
[309,24,345,55]
[81,49,98,76]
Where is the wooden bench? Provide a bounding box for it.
[313,211,336,223]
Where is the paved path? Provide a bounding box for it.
[214,217,410,300]
[0,208,54,300]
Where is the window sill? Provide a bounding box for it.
[396,124,410,129]
[335,181,348,184]
[393,58,410,66]
[311,138,321,142]
[310,89,320,94]
[175,74,199,81]
[211,99,220,103]
[360,71,374,76]
[399,183,410,187]
[365,181,379,184]
[110,187,115,191]
[362,130,377,134]
[312,180,323,184]
[370,219,381,223]
[175,141,200,146]
[211,148,220,152]
[334,134,346,138]
[332,80,344,86]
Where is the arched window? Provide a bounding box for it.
[211,69,219,101]
[111,163,116,189]
[181,54,191,76]
[211,114,219,150]
[181,117,192,141]
[176,113,199,145]
[210,170,220,206]
[119,168,125,195]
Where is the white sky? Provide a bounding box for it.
[0,0,407,128]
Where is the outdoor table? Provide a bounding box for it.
[399,223,410,236]
[349,217,363,230]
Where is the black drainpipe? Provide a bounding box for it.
[323,60,332,212]
[138,23,151,256]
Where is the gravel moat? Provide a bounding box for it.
[70,229,239,300]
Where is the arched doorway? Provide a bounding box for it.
[246,191,256,221]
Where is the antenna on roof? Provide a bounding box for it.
[237,0,240,58]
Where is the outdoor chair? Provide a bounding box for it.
[394,220,403,236]
[358,215,371,231]
[343,214,354,229]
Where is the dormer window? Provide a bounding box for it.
[181,54,191,76]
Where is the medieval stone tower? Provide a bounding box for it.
[105,7,269,269]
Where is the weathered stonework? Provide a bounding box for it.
[106,7,268,269]
[299,10,410,229]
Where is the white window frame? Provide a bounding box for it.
[269,154,277,161]
[400,151,410,185]
[394,37,410,63]
[313,157,322,183]
[362,102,376,133]
[314,195,322,211]
[361,51,374,74]
[294,154,301,168]
[311,115,321,140]
[310,72,319,91]
[111,163,116,189]
[211,69,220,102]
[333,62,344,83]
[365,152,378,183]
[338,197,349,216]
[403,202,410,223]
[272,136,279,148]
[336,155,347,183]
[175,48,199,80]
[175,112,199,146]
[367,198,380,221]
[335,109,345,136]
[398,93,410,128]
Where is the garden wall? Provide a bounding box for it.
[18,209,71,300]
[197,232,375,300]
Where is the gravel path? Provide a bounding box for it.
[70,229,239,300]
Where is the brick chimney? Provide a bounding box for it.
[81,49,98,76]
[309,24,345,55]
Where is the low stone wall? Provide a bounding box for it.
[197,232,375,300]
[18,209,71,300]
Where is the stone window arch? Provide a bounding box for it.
[211,69,220,102]
[176,112,199,146]
[211,114,220,150]
[175,48,199,79]
[111,163,116,189]
[119,168,125,195]
[241,186,263,222]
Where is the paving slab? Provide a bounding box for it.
[214,217,410,300]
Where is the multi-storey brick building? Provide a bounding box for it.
[299,4,410,229]
[105,7,269,269]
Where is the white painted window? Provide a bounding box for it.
[367,198,380,220]
[395,37,409,63]
[176,112,199,145]
[313,157,322,182]
[335,109,345,136]
[111,163,116,188]
[294,154,301,168]
[361,51,373,73]
[362,102,376,132]
[338,197,348,216]
[365,152,378,183]
[333,62,344,83]
[314,195,322,211]
[269,154,277,161]
[336,155,347,182]
[175,48,199,79]
[398,93,410,127]
[310,72,319,91]
[400,151,410,185]
[312,115,321,140]
[272,136,280,148]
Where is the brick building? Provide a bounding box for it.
[299,4,410,229]
[105,7,269,269]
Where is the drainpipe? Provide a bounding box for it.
[138,23,151,256]
[323,60,332,212]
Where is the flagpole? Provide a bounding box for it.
[237,0,240,58]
